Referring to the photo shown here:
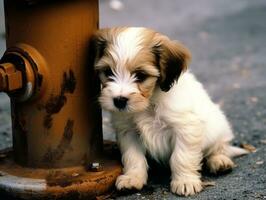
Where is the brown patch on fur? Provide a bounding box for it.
[152,33,191,92]
[91,27,129,67]
[137,76,157,99]
[93,28,158,73]
[129,93,149,112]
[137,84,150,98]
[128,51,159,77]
[141,91,150,98]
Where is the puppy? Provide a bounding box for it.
[90,27,248,196]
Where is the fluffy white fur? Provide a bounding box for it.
[91,27,248,196]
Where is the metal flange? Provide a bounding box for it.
[0,44,49,102]
[0,142,122,199]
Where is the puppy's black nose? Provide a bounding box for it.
[113,96,128,110]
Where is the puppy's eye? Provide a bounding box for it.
[103,68,114,78]
[134,71,148,83]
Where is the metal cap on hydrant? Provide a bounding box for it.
[0,0,121,199]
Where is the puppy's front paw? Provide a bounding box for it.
[171,177,202,196]
[116,174,146,191]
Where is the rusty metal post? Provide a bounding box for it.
[0,0,121,199]
[5,0,103,168]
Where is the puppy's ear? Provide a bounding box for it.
[89,32,107,66]
[152,35,191,92]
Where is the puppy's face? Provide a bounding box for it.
[90,27,191,113]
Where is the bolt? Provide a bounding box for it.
[87,162,103,172]
[0,63,23,92]
[0,68,7,90]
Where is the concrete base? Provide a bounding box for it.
[0,142,122,199]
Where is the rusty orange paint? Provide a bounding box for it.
[4,0,102,168]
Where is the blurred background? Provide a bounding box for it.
[0,0,265,199]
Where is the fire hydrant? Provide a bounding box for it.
[0,0,121,199]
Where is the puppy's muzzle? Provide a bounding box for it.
[113,96,128,110]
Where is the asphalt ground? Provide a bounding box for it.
[0,0,266,199]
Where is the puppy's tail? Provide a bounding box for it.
[224,145,249,158]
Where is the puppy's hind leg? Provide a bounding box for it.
[206,153,235,174]
[206,143,248,174]
[116,132,148,191]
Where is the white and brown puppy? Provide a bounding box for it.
[90,27,248,196]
